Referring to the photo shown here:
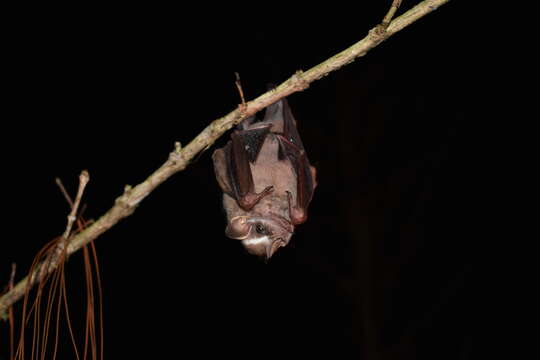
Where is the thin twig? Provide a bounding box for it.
[62,170,89,240]
[55,177,74,208]
[235,72,247,112]
[57,177,90,231]
[382,0,402,28]
[39,171,90,280]
[9,263,16,288]
[0,0,451,316]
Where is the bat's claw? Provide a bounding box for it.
[238,186,274,211]
[261,185,274,195]
[286,191,308,225]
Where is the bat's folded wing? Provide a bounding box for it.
[212,126,273,211]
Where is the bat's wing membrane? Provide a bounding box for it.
[277,100,317,224]
[212,126,273,211]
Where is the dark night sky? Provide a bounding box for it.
[1,2,488,359]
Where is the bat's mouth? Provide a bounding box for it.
[242,236,272,246]
[241,235,287,259]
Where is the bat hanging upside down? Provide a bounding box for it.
[212,96,317,260]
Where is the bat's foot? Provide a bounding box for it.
[286,191,308,225]
[238,186,274,211]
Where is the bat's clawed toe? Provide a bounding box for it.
[237,186,274,211]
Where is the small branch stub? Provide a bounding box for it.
[169,142,184,164]
[235,72,247,110]
[234,72,249,118]
[291,70,309,91]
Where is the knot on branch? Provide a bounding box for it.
[291,70,309,91]
[114,185,138,213]
[237,102,248,118]
[368,26,389,43]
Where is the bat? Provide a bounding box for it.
[212,96,317,260]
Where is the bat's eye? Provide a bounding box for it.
[255,223,266,234]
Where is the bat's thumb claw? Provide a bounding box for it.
[226,216,251,239]
[285,190,293,202]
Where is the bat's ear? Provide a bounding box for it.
[237,115,255,130]
[262,84,293,129]
[262,100,284,124]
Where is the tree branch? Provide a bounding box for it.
[61,171,89,241]
[0,0,450,316]
[382,0,403,28]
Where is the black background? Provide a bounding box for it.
[1,1,488,359]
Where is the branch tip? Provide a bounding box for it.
[80,169,90,185]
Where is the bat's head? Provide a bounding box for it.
[225,215,293,260]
